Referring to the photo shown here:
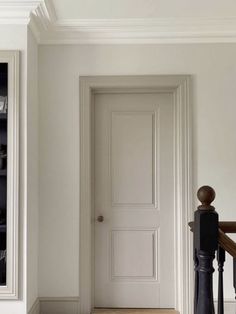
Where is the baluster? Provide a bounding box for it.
[217,246,225,314]
[233,258,236,299]
[194,248,199,314]
[195,186,218,314]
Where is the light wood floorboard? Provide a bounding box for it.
[93,309,179,314]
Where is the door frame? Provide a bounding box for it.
[79,75,193,314]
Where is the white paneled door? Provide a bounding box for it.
[94,92,175,308]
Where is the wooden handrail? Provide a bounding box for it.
[218,228,236,258]
[189,221,236,233]
[218,222,236,233]
[189,221,236,258]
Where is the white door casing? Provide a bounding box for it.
[94,93,174,308]
[79,76,193,314]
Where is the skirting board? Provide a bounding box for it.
[28,297,79,314]
[27,299,235,314]
[28,298,40,314]
[214,301,236,314]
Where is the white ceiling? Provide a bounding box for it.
[51,0,236,20]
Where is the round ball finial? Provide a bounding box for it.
[197,185,215,209]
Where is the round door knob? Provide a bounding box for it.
[97,215,104,222]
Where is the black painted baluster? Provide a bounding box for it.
[194,248,199,314]
[195,186,218,314]
[217,246,225,314]
[233,258,236,299]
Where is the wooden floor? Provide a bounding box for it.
[93,309,179,314]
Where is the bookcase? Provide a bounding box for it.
[0,63,7,286]
[0,52,19,298]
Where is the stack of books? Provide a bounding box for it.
[0,96,7,113]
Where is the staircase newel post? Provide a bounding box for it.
[195,186,218,314]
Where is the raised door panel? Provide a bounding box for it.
[112,112,156,208]
[111,229,158,281]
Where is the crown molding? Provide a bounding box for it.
[2,1,236,44]
[0,1,43,24]
[37,17,236,44]
[29,0,56,41]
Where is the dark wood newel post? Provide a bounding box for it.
[194,186,218,314]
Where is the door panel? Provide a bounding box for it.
[94,93,175,308]
[112,112,154,206]
[111,229,158,281]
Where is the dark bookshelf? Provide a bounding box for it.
[0,63,7,286]
[0,113,7,121]
[0,169,6,176]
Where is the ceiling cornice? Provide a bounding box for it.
[39,17,236,44]
[0,1,44,24]
[3,1,236,44]
[29,0,56,41]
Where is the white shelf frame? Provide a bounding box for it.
[0,51,19,299]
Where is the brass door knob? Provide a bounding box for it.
[97,215,104,222]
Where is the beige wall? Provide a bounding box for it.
[27,27,39,312]
[38,43,236,300]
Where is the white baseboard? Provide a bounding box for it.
[225,302,236,314]
[28,298,234,314]
[214,300,236,314]
[40,297,79,314]
[28,298,40,314]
